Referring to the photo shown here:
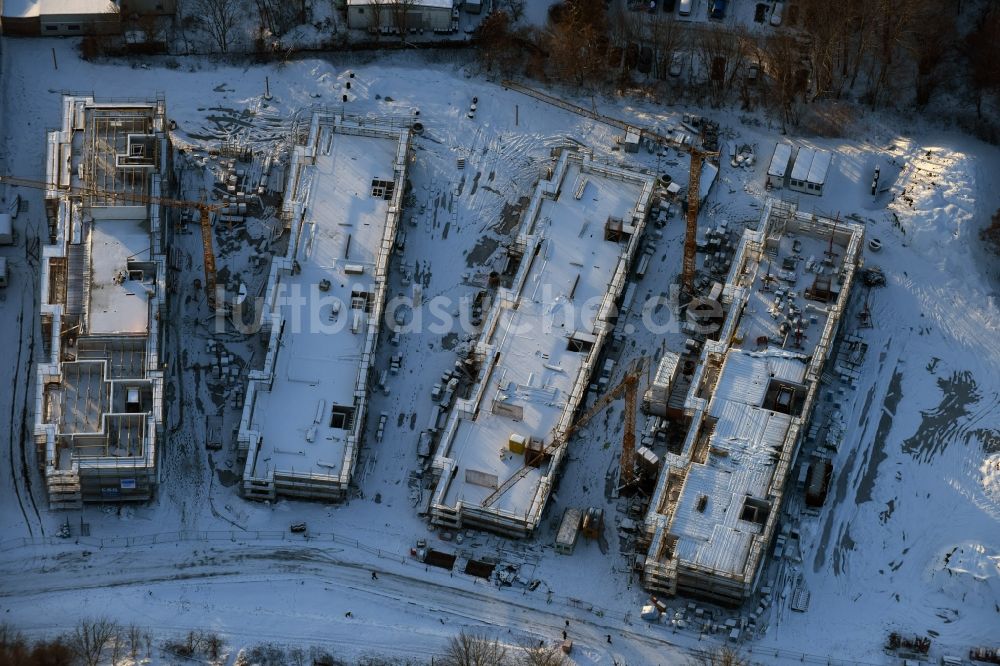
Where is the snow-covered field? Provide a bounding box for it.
[0,38,998,665]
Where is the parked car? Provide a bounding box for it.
[770,1,784,25]
[662,0,676,10]
[709,0,726,19]
[678,0,692,16]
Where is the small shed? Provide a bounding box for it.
[789,148,832,196]
[766,143,794,188]
[554,507,582,554]
[623,127,641,153]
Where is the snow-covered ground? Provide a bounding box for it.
[1,37,998,665]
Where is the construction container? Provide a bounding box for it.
[804,457,833,507]
[508,433,526,454]
[636,446,661,476]
[555,508,582,554]
[640,605,660,621]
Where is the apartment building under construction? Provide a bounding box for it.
[35,95,170,509]
[642,199,864,605]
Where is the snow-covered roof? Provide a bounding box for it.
[806,149,832,185]
[346,0,454,8]
[432,151,655,532]
[651,352,680,389]
[88,219,152,335]
[243,121,407,490]
[789,147,814,181]
[790,147,832,185]
[767,142,793,178]
[1,0,118,18]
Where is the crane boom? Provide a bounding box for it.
[683,150,704,295]
[481,367,642,508]
[0,174,222,307]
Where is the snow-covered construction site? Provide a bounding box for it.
[0,33,999,666]
[429,150,655,538]
[643,201,864,606]
[238,112,411,502]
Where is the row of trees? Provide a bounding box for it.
[477,0,1000,135]
[0,619,153,666]
[438,630,748,666]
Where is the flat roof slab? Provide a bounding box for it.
[88,219,152,335]
[248,128,399,481]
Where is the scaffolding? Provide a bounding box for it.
[641,199,864,605]
[35,95,168,509]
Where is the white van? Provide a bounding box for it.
[678,0,692,15]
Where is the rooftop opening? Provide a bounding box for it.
[329,404,356,430]
[740,496,772,526]
[764,378,807,416]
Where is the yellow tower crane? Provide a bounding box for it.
[0,174,224,308]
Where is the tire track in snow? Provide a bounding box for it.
[6,303,32,537]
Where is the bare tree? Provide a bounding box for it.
[800,0,849,98]
[110,627,124,665]
[759,32,806,132]
[495,0,526,22]
[690,646,748,666]
[645,12,683,80]
[288,646,307,666]
[517,638,564,666]
[367,0,386,42]
[126,624,143,663]
[0,623,30,664]
[389,0,417,38]
[440,630,509,666]
[196,0,241,53]
[544,0,608,86]
[204,632,225,660]
[963,5,1000,118]
[69,617,120,666]
[696,26,746,106]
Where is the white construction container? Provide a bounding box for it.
[766,143,793,189]
[555,507,582,554]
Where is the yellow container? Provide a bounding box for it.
[508,433,526,454]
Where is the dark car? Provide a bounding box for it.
[662,0,676,11]
[709,0,727,19]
